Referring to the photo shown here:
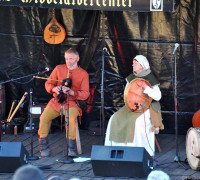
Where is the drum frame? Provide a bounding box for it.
[186,127,200,170]
[124,78,152,113]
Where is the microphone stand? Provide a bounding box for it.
[172,46,187,170]
[62,90,74,164]
[0,71,47,85]
[100,47,106,137]
[28,88,39,160]
[0,70,48,161]
[172,44,184,165]
[173,52,179,162]
[100,11,106,138]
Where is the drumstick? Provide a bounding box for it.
[7,101,15,120]
[7,92,28,122]
[33,76,63,83]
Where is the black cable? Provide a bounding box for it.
[27,161,57,169]
[154,158,189,170]
[154,160,187,167]
[42,168,92,173]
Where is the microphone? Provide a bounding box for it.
[38,67,50,75]
[172,43,179,55]
[103,47,107,52]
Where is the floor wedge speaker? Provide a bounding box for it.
[0,142,29,173]
[91,145,153,178]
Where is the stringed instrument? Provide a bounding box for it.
[124,78,152,113]
[44,8,66,44]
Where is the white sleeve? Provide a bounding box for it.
[143,84,161,101]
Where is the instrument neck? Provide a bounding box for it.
[52,8,56,23]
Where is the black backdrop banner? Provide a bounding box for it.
[0,0,198,135]
[0,0,174,12]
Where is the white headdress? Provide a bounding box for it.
[134,55,150,70]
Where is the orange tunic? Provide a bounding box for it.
[45,64,90,115]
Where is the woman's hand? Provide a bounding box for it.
[136,80,147,89]
[154,127,159,134]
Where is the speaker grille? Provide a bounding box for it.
[91,145,153,178]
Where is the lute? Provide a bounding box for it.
[43,8,66,44]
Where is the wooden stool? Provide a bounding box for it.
[155,135,162,152]
[76,117,82,154]
[60,105,82,154]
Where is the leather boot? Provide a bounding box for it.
[38,137,50,157]
[68,139,77,157]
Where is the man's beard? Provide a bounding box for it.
[68,63,77,70]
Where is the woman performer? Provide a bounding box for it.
[105,55,164,156]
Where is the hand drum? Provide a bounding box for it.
[124,78,152,113]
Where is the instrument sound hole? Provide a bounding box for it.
[49,25,61,33]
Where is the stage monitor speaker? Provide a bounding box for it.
[91,145,153,178]
[0,142,29,173]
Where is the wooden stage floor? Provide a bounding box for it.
[0,129,200,180]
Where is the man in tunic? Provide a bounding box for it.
[38,48,90,157]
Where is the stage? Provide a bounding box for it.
[0,128,199,180]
